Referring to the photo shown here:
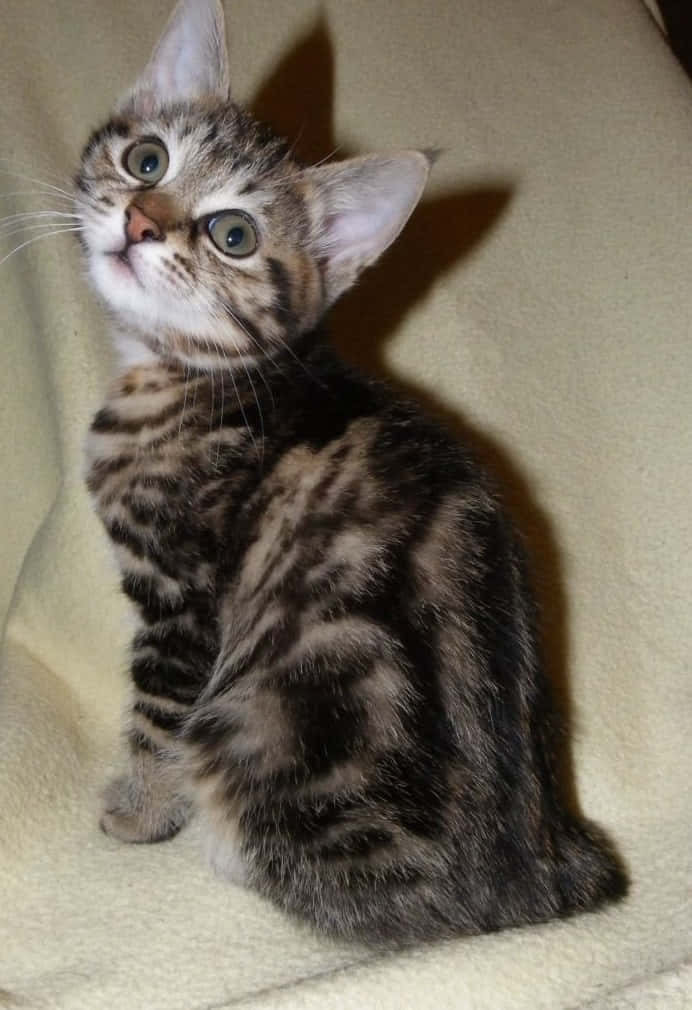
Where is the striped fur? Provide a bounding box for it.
[80,0,625,946]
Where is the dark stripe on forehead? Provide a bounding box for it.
[111,118,132,138]
[82,118,132,158]
[214,147,253,171]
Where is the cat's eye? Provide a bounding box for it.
[123,139,169,185]
[206,211,258,258]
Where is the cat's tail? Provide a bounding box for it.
[555,814,628,915]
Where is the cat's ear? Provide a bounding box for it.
[304,151,432,305]
[119,0,230,115]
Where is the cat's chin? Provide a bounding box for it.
[89,256,263,372]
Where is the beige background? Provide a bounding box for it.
[0,1,690,1007]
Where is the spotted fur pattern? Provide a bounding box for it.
[79,0,625,945]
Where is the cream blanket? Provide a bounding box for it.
[1,1,690,1007]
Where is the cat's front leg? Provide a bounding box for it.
[101,621,215,844]
[100,735,192,843]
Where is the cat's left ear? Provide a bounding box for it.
[304,150,432,306]
[119,0,230,115]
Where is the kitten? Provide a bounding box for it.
[79,0,625,945]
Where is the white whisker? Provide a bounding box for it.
[0,207,80,220]
[220,304,280,406]
[0,220,82,240]
[0,155,74,188]
[0,213,82,236]
[236,345,265,470]
[224,297,324,391]
[219,301,281,404]
[0,226,82,268]
[0,167,76,202]
[0,190,76,205]
[207,331,259,464]
[208,347,216,435]
[311,145,344,169]
[215,354,226,467]
[178,362,191,443]
[227,361,259,463]
[244,348,277,412]
[275,332,328,391]
[285,123,306,162]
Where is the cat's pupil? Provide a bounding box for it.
[226,226,245,248]
[140,154,159,175]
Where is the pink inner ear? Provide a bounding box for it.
[325,211,377,262]
[316,153,430,273]
[121,0,229,110]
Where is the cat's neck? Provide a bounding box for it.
[112,329,165,372]
[105,324,339,428]
[110,324,328,381]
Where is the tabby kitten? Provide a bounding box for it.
[80,0,625,945]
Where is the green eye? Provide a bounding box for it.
[123,139,169,184]
[207,211,258,258]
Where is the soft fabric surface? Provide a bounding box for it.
[1,1,690,1007]
[643,0,665,30]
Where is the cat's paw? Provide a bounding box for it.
[100,774,191,844]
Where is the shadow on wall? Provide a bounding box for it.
[251,18,585,813]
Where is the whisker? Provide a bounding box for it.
[245,348,277,411]
[0,221,83,241]
[210,333,259,464]
[189,361,200,409]
[208,345,216,436]
[0,167,76,202]
[178,361,191,443]
[228,362,259,464]
[0,211,81,233]
[0,226,82,268]
[234,339,265,471]
[215,352,226,467]
[285,122,306,162]
[272,331,328,391]
[0,190,77,205]
[203,336,228,468]
[0,209,80,221]
[311,145,344,169]
[223,295,325,391]
[223,307,279,408]
[0,155,74,188]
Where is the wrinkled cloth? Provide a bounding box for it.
[0,1,690,1007]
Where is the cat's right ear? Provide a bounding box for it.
[118,0,230,116]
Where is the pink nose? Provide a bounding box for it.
[124,205,162,243]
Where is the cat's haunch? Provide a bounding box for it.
[80,0,625,945]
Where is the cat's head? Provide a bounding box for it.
[76,0,431,370]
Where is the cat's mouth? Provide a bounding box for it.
[105,247,144,288]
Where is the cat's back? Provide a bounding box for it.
[196,346,520,794]
[218,344,502,629]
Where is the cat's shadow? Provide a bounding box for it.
[251,18,578,811]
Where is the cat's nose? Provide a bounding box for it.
[124,204,163,243]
